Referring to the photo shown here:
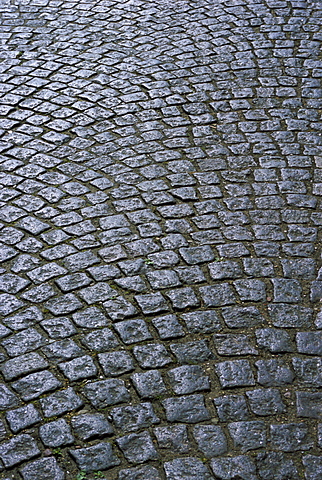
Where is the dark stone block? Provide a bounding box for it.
[233,279,266,301]
[175,266,206,284]
[152,314,185,339]
[45,293,82,315]
[168,365,210,395]
[243,258,274,277]
[2,306,42,331]
[303,456,322,480]
[162,395,210,423]
[213,334,258,356]
[246,389,286,416]
[0,434,40,467]
[81,328,119,352]
[40,387,83,417]
[134,293,169,314]
[59,355,97,381]
[179,246,214,264]
[70,442,120,472]
[255,328,293,353]
[131,370,167,399]
[98,351,134,376]
[164,457,213,480]
[82,379,130,408]
[181,310,221,333]
[268,304,313,328]
[2,328,45,357]
[12,370,61,401]
[111,403,160,432]
[209,260,242,279]
[215,360,255,388]
[256,359,294,387]
[170,340,214,364]
[200,284,237,307]
[281,258,316,279]
[72,306,109,328]
[166,287,200,310]
[6,404,41,433]
[228,421,266,452]
[118,466,161,480]
[272,278,302,303]
[20,458,65,480]
[114,319,152,344]
[254,241,280,257]
[292,357,322,386]
[40,317,76,339]
[256,452,299,480]
[104,296,138,321]
[39,419,74,447]
[270,423,313,452]
[117,431,159,464]
[1,352,48,381]
[147,269,181,289]
[214,395,249,422]
[296,391,322,419]
[221,306,264,328]
[154,425,190,453]
[193,425,227,458]
[211,455,257,480]
[71,413,113,440]
[296,331,322,355]
[133,344,172,368]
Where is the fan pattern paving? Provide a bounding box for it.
[0,0,322,478]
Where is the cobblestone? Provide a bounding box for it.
[0,0,321,477]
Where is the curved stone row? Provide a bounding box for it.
[0,0,321,478]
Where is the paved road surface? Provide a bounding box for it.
[0,0,322,478]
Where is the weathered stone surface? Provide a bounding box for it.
[256,452,299,480]
[193,425,227,458]
[228,421,266,452]
[303,456,322,480]
[270,424,313,452]
[0,434,40,467]
[154,425,190,454]
[211,456,257,480]
[0,384,20,409]
[70,443,120,472]
[6,404,41,433]
[39,419,74,447]
[296,392,322,419]
[215,360,255,388]
[82,379,130,408]
[98,351,134,376]
[117,432,159,464]
[168,365,210,395]
[1,1,322,476]
[131,370,167,399]
[12,371,61,401]
[164,457,214,480]
[214,395,249,422]
[71,413,113,440]
[58,355,97,381]
[162,395,211,423]
[20,458,65,480]
[111,403,160,432]
[246,389,286,416]
[40,388,83,417]
[118,466,161,480]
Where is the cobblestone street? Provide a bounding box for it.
[0,0,322,478]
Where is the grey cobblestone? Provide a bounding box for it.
[0,0,322,477]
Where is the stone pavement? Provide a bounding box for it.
[0,0,321,478]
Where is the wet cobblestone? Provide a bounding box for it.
[0,0,321,477]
